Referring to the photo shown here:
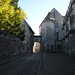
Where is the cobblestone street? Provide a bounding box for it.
[38,53,75,75]
[0,53,41,75]
[0,53,75,75]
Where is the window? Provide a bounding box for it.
[55,23,59,28]
[70,15,75,25]
[53,11,55,17]
[51,45,53,51]
[57,32,59,40]
[47,45,50,52]
[66,24,69,32]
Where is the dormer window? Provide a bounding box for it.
[50,14,55,21]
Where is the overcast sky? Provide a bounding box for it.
[18,0,70,35]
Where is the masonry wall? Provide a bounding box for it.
[61,0,75,56]
[51,8,63,24]
[22,20,30,52]
[29,31,34,53]
[40,22,46,52]
[22,20,34,53]
[68,33,75,56]
[0,31,26,59]
[45,21,54,52]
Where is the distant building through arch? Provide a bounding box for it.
[33,42,40,53]
[33,36,41,53]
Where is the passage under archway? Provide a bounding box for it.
[33,42,40,53]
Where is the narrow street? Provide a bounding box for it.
[0,0,75,75]
[0,53,41,75]
[0,53,75,75]
[38,53,75,75]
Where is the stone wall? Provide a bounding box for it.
[22,19,34,53]
[69,33,75,56]
[62,33,75,56]
[64,37,69,54]
[0,31,26,59]
[45,21,54,52]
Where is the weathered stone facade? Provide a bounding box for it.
[34,36,41,43]
[22,19,34,53]
[39,8,63,52]
[39,0,75,55]
[0,31,26,59]
[58,0,75,56]
[39,19,54,52]
[51,8,64,52]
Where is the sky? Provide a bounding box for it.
[18,0,70,35]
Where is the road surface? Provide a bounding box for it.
[0,53,75,75]
[0,53,41,75]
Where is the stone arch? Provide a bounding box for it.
[33,42,40,53]
[33,36,41,53]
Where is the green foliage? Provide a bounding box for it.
[0,0,27,41]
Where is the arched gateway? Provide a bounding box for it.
[33,36,41,53]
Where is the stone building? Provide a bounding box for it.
[39,8,63,52]
[22,19,34,53]
[60,0,75,56]
[50,8,64,52]
[39,12,55,52]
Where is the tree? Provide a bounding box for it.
[0,0,27,41]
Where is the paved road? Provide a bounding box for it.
[39,53,75,75]
[0,53,41,75]
[0,53,75,75]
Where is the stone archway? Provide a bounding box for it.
[33,36,41,53]
[33,42,40,53]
